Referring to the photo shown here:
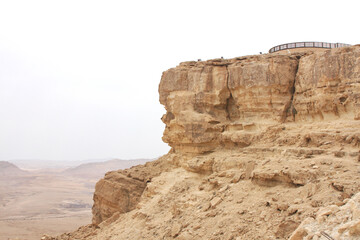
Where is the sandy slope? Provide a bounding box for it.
[48,121,360,239]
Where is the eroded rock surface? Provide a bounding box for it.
[159,46,360,155]
[294,47,360,121]
[159,55,299,153]
[92,156,174,225]
[290,192,360,240]
[92,171,146,225]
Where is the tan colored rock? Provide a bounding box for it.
[183,156,214,174]
[289,228,308,240]
[171,222,182,237]
[288,217,314,240]
[227,55,298,123]
[290,192,360,239]
[294,46,360,121]
[49,45,360,240]
[159,55,299,154]
[275,220,299,239]
[348,220,360,236]
[92,156,173,225]
[92,171,146,225]
[210,196,222,208]
[159,46,360,155]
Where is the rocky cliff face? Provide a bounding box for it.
[294,47,360,121]
[159,55,299,153]
[47,45,360,240]
[159,46,360,154]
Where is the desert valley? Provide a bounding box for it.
[0,159,149,240]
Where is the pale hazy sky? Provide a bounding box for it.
[0,0,359,161]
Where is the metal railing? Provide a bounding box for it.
[269,41,351,53]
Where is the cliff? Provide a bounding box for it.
[159,47,360,154]
[46,45,360,240]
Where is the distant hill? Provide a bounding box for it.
[9,159,114,170]
[0,161,28,177]
[62,159,151,179]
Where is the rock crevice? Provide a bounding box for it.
[224,64,239,122]
[281,56,300,122]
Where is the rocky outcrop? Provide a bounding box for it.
[159,46,360,154]
[48,45,360,240]
[92,170,146,225]
[294,47,360,121]
[91,156,174,225]
[159,55,299,154]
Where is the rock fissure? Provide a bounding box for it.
[281,57,300,122]
[225,64,231,121]
[224,64,238,121]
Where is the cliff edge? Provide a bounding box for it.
[46,45,360,240]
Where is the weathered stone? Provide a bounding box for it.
[92,171,146,225]
[294,46,360,121]
[159,55,299,153]
[92,156,173,225]
[159,46,360,154]
[210,197,222,208]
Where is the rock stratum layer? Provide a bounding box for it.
[159,46,360,154]
[46,45,360,240]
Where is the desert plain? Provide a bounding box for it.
[0,159,148,240]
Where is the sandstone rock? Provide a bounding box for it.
[171,222,182,237]
[289,228,308,240]
[251,168,316,187]
[290,192,360,239]
[92,156,173,225]
[230,172,244,183]
[334,151,346,158]
[288,217,314,240]
[276,203,289,211]
[227,55,298,123]
[294,46,360,121]
[348,220,360,235]
[159,55,299,154]
[159,46,360,155]
[92,171,146,225]
[210,196,222,208]
[183,156,214,174]
[275,220,299,239]
[316,205,339,222]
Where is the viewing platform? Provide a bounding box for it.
[269,41,351,53]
